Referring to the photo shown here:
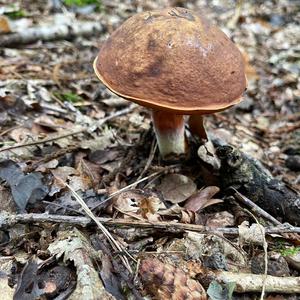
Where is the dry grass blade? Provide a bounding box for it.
[64,182,136,273]
[93,164,179,210]
[245,209,268,300]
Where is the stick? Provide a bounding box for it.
[1,213,300,234]
[205,270,300,293]
[0,17,105,47]
[0,129,85,153]
[232,189,282,225]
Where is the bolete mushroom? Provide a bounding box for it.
[94,7,246,158]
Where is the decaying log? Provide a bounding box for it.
[216,145,300,226]
[0,16,105,47]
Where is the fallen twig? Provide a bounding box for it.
[201,269,300,293]
[0,129,86,154]
[232,189,282,225]
[0,105,135,154]
[0,15,105,47]
[1,212,300,235]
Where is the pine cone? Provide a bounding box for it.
[140,258,207,300]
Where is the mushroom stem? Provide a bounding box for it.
[188,115,208,140]
[151,110,186,158]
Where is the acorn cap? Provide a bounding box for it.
[94,7,247,114]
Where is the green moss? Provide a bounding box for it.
[54,92,83,103]
[280,246,300,257]
[63,0,102,9]
[4,9,26,19]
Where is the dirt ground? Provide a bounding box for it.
[0,0,299,299]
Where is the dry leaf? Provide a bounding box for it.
[48,228,115,300]
[36,159,59,172]
[9,127,33,143]
[197,140,221,170]
[0,16,11,33]
[184,186,221,212]
[140,195,163,221]
[50,166,78,195]
[206,211,235,228]
[113,190,144,215]
[156,174,197,204]
[238,222,266,246]
[180,209,196,223]
[88,149,119,165]
[51,166,77,181]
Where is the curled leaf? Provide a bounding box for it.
[184,186,221,212]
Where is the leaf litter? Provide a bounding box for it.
[0,0,299,299]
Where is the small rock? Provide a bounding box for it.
[251,252,290,276]
[203,252,228,271]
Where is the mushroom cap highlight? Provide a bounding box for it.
[94,7,247,114]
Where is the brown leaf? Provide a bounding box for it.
[50,166,78,194]
[140,195,163,221]
[206,211,235,228]
[68,175,90,192]
[113,190,144,215]
[36,159,59,172]
[9,127,33,143]
[156,174,197,204]
[88,149,119,165]
[51,166,77,181]
[32,115,62,133]
[180,209,196,224]
[76,156,103,189]
[184,186,221,212]
[197,141,221,170]
[0,16,11,33]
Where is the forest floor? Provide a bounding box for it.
[0,0,299,299]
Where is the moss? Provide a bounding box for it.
[54,92,83,103]
[280,246,300,257]
[63,0,102,9]
[4,9,26,19]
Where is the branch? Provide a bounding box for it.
[233,189,281,225]
[203,270,300,293]
[0,16,105,47]
[1,213,300,235]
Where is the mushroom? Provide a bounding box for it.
[93,7,246,159]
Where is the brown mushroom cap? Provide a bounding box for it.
[94,7,247,114]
